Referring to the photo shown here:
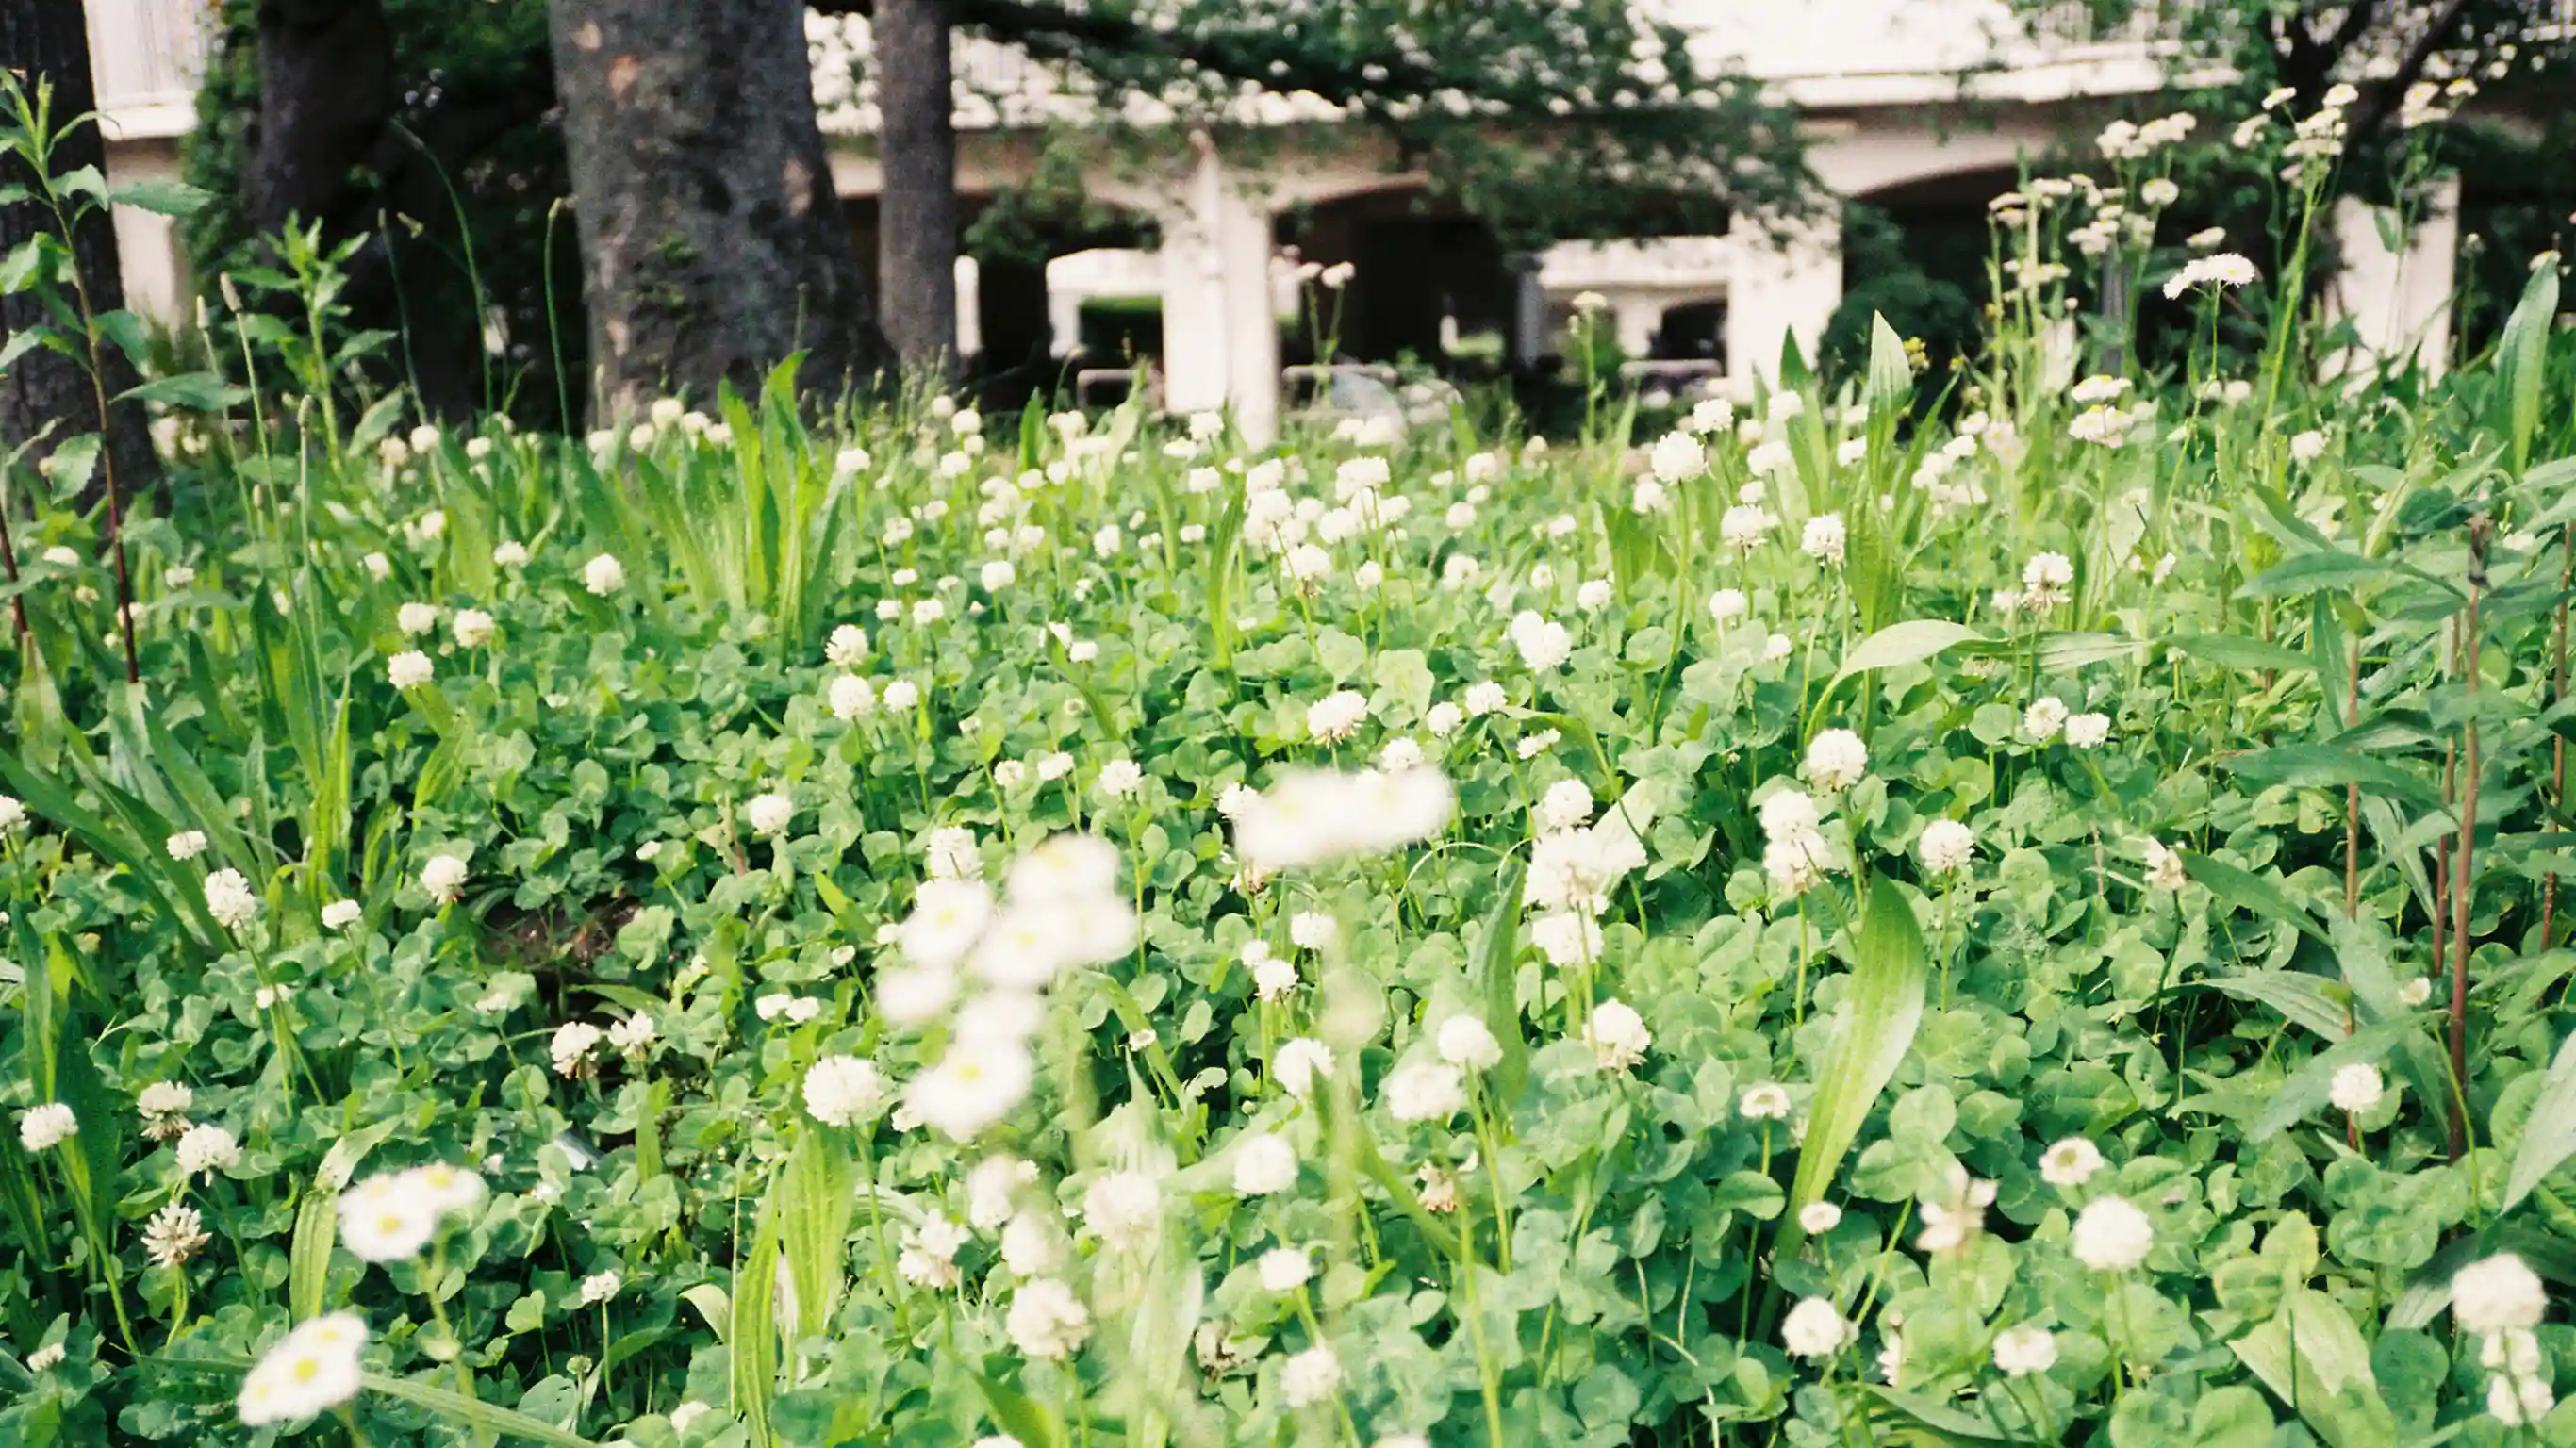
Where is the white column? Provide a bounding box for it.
[953,255,983,365]
[1611,296,1660,357]
[1725,213,1841,395]
[105,140,190,326]
[1161,140,1280,444]
[2324,176,2458,381]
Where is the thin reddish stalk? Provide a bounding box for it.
[2447,521,2489,1161]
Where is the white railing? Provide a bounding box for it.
[90,0,208,127]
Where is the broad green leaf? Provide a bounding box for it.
[2221,744,2444,812]
[2492,261,2557,474]
[1822,620,1981,707]
[359,1373,602,1446]
[2170,634,2316,675]
[2503,1029,2576,1212]
[1781,877,1926,1252]
[108,177,212,216]
[1478,860,1529,1101]
[289,1185,338,1321]
[2228,1289,2392,1448]
[114,371,249,411]
[2182,852,2330,945]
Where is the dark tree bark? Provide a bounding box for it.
[247,0,396,235]
[0,0,157,499]
[876,0,957,370]
[246,0,551,420]
[548,0,890,414]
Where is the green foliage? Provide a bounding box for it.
[12,96,2576,1448]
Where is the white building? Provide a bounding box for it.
[96,0,2462,438]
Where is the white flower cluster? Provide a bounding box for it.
[1758,786,1837,900]
[1232,767,1454,872]
[238,1312,368,1425]
[893,833,1138,1141]
[338,1161,486,1262]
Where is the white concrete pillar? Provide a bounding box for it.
[1162,141,1280,443]
[1725,213,1841,394]
[104,140,190,326]
[2324,176,2458,381]
[954,255,983,365]
[1611,296,1660,357]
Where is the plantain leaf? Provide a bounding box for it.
[1780,877,1926,1252]
[2503,1029,2576,1212]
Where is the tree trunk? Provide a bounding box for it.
[0,0,157,496]
[247,0,395,236]
[548,0,889,416]
[875,0,956,371]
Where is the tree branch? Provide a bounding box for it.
[2344,0,2478,155]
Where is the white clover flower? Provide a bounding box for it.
[2401,977,2435,1008]
[0,795,25,834]
[2141,838,2188,893]
[802,1057,885,1127]
[2039,1136,2105,1187]
[1258,1246,1313,1293]
[2290,429,2328,465]
[1510,611,1572,671]
[395,601,438,637]
[1915,1167,1997,1254]
[1587,999,1650,1071]
[206,869,261,931]
[492,540,529,568]
[1577,578,1614,611]
[1232,1134,1298,1196]
[1706,588,1749,625]
[362,551,391,581]
[1530,910,1604,968]
[746,792,795,838]
[2329,1062,2384,1113]
[1992,1325,2057,1377]
[1720,503,1776,552]
[1383,1061,1465,1122]
[2489,1373,2556,1425]
[2071,1195,2154,1271]
[550,1021,603,1077]
[2023,697,2069,741]
[1306,689,1369,743]
[1918,819,1975,875]
[421,853,470,904]
[829,674,878,721]
[576,1270,622,1308]
[1081,1170,1163,1253]
[883,679,920,711]
[1280,1345,1343,1407]
[1802,513,1847,566]
[582,553,626,596]
[177,1123,242,1177]
[1272,1038,1335,1097]
[1649,431,1707,484]
[1781,1297,1855,1359]
[1251,945,1299,1000]
[1804,729,1869,791]
[167,830,209,862]
[2022,552,2074,610]
[1436,1015,1502,1071]
[144,1200,211,1268]
[2064,712,2112,749]
[2453,1254,2549,1335]
[388,650,434,688]
[18,1102,75,1153]
[1538,778,1594,831]
[1463,682,1507,716]
[1739,1083,1792,1121]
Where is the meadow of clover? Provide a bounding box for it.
[8,89,2576,1448]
